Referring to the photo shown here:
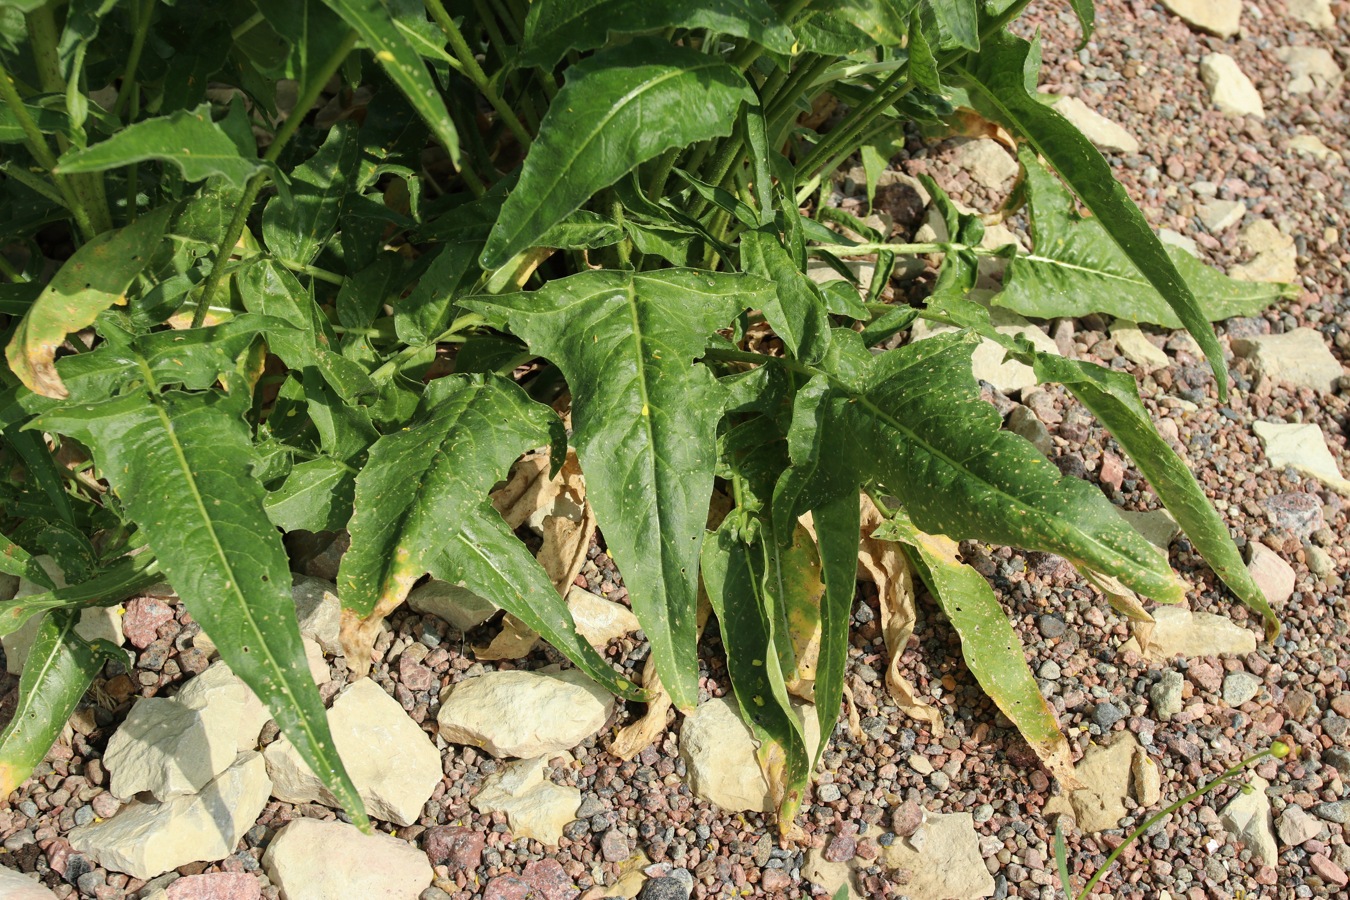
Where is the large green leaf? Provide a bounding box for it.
[463,269,772,710]
[254,0,355,88]
[997,151,1294,326]
[801,491,860,769]
[33,386,368,830]
[955,31,1228,398]
[874,510,1079,786]
[55,106,263,186]
[318,0,459,164]
[262,121,361,267]
[740,228,831,365]
[780,330,1186,603]
[833,0,919,45]
[481,40,753,269]
[264,457,356,534]
[923,0,978,50]
[5,205,172,399]
[519,0,795,67]
[0,612,110,798]
[0,553,160,639]
[336,373,642,697]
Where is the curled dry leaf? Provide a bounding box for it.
[1084,570,1156,654]
[857,496,945,736]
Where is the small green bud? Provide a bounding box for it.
[1271,740,1292,759]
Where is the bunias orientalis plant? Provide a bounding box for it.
[0,0,1292,832]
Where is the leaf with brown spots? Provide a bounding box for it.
[6,206,171,399]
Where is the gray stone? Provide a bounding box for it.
[1200,54,1265,118]
[879,813,995,899]
[951,139,1018,190]
[264,818,433,900]
[1220,775,1277,865]
[437,668,614,758]
[638,877,694,900]
[406,579,499,633]
[679,697,822,813]
[69,752,271,880]
[1160,0,1242,36]
[1051,96,1139,153]
[291,576,342,655]
[1007,406,1052,456]
[1091,702,1124,729]
[1222,672,1262,707]
[1315,801,1350,825]
[1117,508,1181,551]
[1276,47,1342,95]
[1232,328,1345,393]
[1198,200,1246,234]
[1252,422,1350,495]
[470,756,580,846]
[264,679,441,826]
[1038,660,1062,680]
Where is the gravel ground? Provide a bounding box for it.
[2,1,1348,898]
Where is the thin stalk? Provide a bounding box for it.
[190,31,360,329]
[288,262,345,285]
[813,241,979,257]
[114,0,157,119]
[490,0,525,44]
[0,157,68,207]
[368,313,485,383]
[469,0,513,71]
[701,346,816,378]
[425,0,533,151]
[231,11,265,40]
[0,253,26,283]
[644,148,680,203]
[795,116,901,205]
[795,66,909,183]
[0,61,97,242]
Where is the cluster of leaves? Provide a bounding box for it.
[0,0,1289,833]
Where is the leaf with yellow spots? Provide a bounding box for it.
[6,205,171,399]
[463,268,773,711]
[874,510,1082,790]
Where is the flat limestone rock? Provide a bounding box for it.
[880,812,995,900]
[0,867,59,899]
[1232,328,1345,394]
[1246,544,1296,609]
[950,138,1018,190]
[70,752,271,880]
[1121,607,1258,660]
[1231,220,1296,283]
[912,302,1060,394]
[291,576,342,655]
[1200,53,1265,118]
[3,556,125,676]
[173,660,271,753]
[104,697,239,801]
[678,697,822,814]
[1160,0,1242,36]
[1286,0,1334,29]
[1221,774,1278,864]
[470,756,580,846]
[1060,733,1140,833]
[566,586,640,647]
[437,668,614,758]
[803,849,862,900]
[263,818,433,900]
[1052,96,1140,154]
[406,579,499,632]
[1252,421,1350,495]
[1110,321,1170,371]
[264,679,440,826]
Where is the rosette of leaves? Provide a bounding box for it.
[0,0,1282,831]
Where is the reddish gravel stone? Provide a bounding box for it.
[891,800,923,837]
[398,653,435,691]
[521,858,578,900]
[599,828,629,863]
[424,826,485,872]
[760,869,792,892]
[482,875,533,900]
[1331,694,1350,718]
[1187,660,1223,693]
[1310,853,1349,887]
[166,873,262,900]
[824,834,856,862]
[123,597,175,649]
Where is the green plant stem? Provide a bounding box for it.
[470,0,514,70]
[701,346,816,378]
[0,253,26,283]
[114,0,158,119]
[1067,747,1282,899]
[288,262,345,285]
[190,31,360,329]
[0,62,98,243]
[231,10,265,40]
[368,313,485,383]
[425,0,533,151]
[813,240,982,257]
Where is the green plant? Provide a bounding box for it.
[0,0,1289,831]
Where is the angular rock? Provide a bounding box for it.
[291,576,341,655]
[1063,733,1139,833]
[470,756,580,846]
[1276,47,1342,95]
[304,638,330,685]
[1231,220,1297,283]
[566,586,640,648]
[1150,671,1185,720]
[1197,199,1246,234]
[1252,422,1350,494]
[1277,805,1322,846]
[0,867,59,899]
[1125,607,1258,659]
[263,818,433,900]
[1220,774,1277,865]
[1286,0,1334,29]
[1200,54,1265,118]
[1287,135,1341,162]
[264,679,441,826]
[1007,406,1052,456]
[1117,508,1180,551]
[879,812,994,899]
[1132,748,1162,807]
[803,848,861,900]
[1246,544,1296,609]
[1232,328,1344,393]
[406,579,499,633]
[1158,228,1200,257]
[1051,96,1139,153]
[104,697,239,801]
[165,873,261,900]
[3,557,124,676]
[678,697,821,813]
[1222,672,1262,707]
[1262,491,1325,538]
[69,752,271,880]
[437,668,614,758]
[173,661,271,753]
[122,597,176,649]
[1111,321,1170,371]
[950,138,1018,190]
[1161,0,1242,35]
[424,826,485,871]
